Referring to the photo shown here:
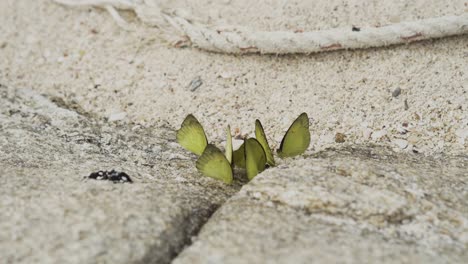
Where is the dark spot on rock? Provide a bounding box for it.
[86,170,133,183]
[392,88,401,97]
[335,133,346,143]
[352,26,360,32]
[188,76,203,92]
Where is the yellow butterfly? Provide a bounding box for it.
[245,138,266,180]
[176,114,208,156]
[225,125,233,164]
[177,113,310,184]
[277,113,310,158]
[177,115,233,183]
[196,144,233,184]
[233,142,245,168]
[255,119,275,166]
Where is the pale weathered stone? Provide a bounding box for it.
[0,87,240,264]
[392,138,408,149]
[174,146,468,264]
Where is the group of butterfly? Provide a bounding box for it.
[176,112,311,184]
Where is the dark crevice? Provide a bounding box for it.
[162,180,245,263]
[138,203,222,264]
[48,95,96,119]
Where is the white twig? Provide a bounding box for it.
[52,0,468,54]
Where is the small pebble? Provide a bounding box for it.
[335,133,346,143]
[393,139,408,149]
[455,128,468,145]
[108,112,127,122]
[218,71,236,79]
[252,192,262,199]
[188,76,203,92]
[392,88,401,97]
[371,129,387,140]
[362,128,373,139]
[396,124,408,134]
[408,134,420,144]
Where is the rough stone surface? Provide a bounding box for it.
[174,146,468,264]
[0,86,240,264]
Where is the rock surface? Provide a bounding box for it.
[174,146,468,264]
[1,86,467,263]
[0,86,240,264]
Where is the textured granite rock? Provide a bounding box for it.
[1,86,467,263]
[174,146,468,264]
[0,86,240,264]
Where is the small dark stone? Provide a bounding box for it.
[392,88,401,97]
[188,76,203,92]
[335,133,346,143]
[352,26,360,32]
[86,170,133,183]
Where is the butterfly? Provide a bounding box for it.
[232,120,274,169]
[196,144,233,184]
[176,114,208,156]
[244,138,267,180]
[177,115,233,183]
[233,142,245,168]
[231,120,274,179]
[277,112,310,158]
[177,113,310,183]
[225,125,233,164]
[255,119,275,166]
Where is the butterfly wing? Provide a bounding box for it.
[232,142,246,168]
[176,114,208,156]
[255,119,275,166]
[225,125,233,164]
[196,144,233,184]
[278,113,310,158]
[245,138,267,180]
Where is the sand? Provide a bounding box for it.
[0,0,467,156]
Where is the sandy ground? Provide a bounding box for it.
[0,0,467,156]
